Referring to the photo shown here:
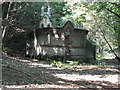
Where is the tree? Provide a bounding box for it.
[2,2,43,46]
[63,2,120,60]
[2,2,120,61]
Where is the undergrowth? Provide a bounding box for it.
[50,60,80,68]
[27,54,107,68]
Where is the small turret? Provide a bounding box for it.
[39,3,52,28]
[41,3,51,18]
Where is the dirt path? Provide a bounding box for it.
[1,56,120,88]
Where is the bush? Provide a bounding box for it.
[50,60,64,67]
[96,53,104,60]
[2,47,10,53]
[31,54,98,66]
[65,60,79,65]
[2,47,14,56]
[50,60,80,68]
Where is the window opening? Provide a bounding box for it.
[64,28,71,43]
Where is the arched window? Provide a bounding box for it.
[44,5,48,12]
[64,28,71,43]
[47,33,50,44]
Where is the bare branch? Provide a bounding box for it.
[106,8,120,18]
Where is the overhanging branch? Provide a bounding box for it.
[106,8,120,18]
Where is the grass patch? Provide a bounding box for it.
[2,47,14,56]
[50,60,80,68]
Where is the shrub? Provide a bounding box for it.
[50,60,80,68]
[65,60,79,65]
[2,47,10,53]
[50,60,65,67]
[2,47,14,56]
[96,53,104,60]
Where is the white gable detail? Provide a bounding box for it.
[40,15,52,28]
[39,3,52,28]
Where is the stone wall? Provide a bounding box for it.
[86,40,96,60]
[34,28,87,59]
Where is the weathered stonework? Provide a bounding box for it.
[26,3,96,61]
[26,21,92,60]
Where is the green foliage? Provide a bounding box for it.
[50,60,64,68]
[50,60,80,68]
[66,60,79,65]
[29,54,98,67]
[2,2,42,31]
[2,47,10,53]
[51,2,72,27]
[2,47,13,56]
[96,53,104,60]
[2,2,120,60]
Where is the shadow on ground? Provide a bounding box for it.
[2,55,120,88]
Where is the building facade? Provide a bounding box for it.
[26,3,96,60]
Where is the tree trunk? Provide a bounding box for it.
[2,2,13,47]
[100,29,120,61]
[2,2,12,39]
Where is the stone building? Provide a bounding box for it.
[26,3,96,60]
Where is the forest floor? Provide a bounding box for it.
[1,55,120,89]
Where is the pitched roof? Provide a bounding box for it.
[40,14,53,22]
[27,20,88,37]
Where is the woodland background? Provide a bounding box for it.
[2,2,120,60]
[1,1,120,88]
